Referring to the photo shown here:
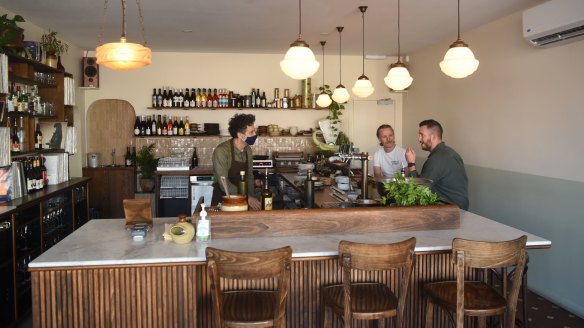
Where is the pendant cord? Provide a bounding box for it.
[321,41,325,87]
[121,0,126,38]
[135,0,148,45]
[338,28,342,83]
[98,0,109,45]
[361,9,365,75]
[397,0,401,60]
[298,0,302,39]
[457,0,461,40]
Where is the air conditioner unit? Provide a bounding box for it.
[523,0,584,47]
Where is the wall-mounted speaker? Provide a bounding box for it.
[82,57,99,88]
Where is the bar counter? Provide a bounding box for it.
[29,210,550,327]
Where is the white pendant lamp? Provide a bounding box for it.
[352,6,374,98]
[384,0,413,91]
[316,41,333,108]
[439,0,479,78]
[331,26,350,104]
[280,0,320,80]
[96,0,152,70]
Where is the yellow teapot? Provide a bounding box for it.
[170,214,195,244]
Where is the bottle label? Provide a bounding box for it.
[263,197,273,210]
[196,220,210,241]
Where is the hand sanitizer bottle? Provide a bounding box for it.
[196,204,211,242]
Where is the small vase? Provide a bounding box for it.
[46,53,58,68]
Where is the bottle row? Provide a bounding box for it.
[134,114,197,137]
[13,156,48,193]
[6,82,57,117]
[150,86,317,110]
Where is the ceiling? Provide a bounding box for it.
[0,0,545,57]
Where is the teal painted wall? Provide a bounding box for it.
[466,165,584,316]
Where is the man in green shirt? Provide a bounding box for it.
[405,119,469,210]
[212,114,261,210]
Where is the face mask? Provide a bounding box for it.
[245,134,258,145]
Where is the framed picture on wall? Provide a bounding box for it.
[39,122,68,150]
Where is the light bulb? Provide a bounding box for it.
[439,43,479,78]
[280,44,320,80]
[332,85,350,103]
[352,76,374,98]
[316,93,332,108]
[384,63,413,91]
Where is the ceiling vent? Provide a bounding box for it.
[523,0,584,47]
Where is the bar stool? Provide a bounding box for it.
[424,235,527,328]
[206,246,292,328]
[321,237,416,328]
[122,198,153,228]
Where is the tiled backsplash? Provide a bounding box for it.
[136,136,317,166]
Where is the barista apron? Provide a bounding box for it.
[212,139,248,205]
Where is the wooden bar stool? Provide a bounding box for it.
[424,235,527,328]
[122,198,153,228]
[206,246,292,328]
[321,237,416,328]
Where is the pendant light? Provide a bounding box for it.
[331,27,350,104]
[384,0,413,91]
[280,0,320,80]
[96,0,152,70]
[439,0,479,78]
[352,6,374,98]
[316,41,333,108]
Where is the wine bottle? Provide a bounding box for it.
[206,88,213,108]
[190,88,197,108]
[145,115,152,136]
[184,88,190,108]
[177,88,184,108]
[184,116,191,136]
[173,116,179,135]
[261,171,273,210]
[35,123,43,150]
[196,88,202,108]
[40,156,47,187]
[201,88,207,108]
[140,115,147,136]
[251,88,257,108]
[212,88,218,108]
[191,147,199,168]
[178,116,184,136]
[151,88,157,107]
[156,88,163,107]
[255,88,261,108]
[11,125,21,152]
[156,115,162,136]
[162,115,168,135]
[125,146,132,167]
[260,92,267,108]
[162,87,168,107]
[150,115,156,135]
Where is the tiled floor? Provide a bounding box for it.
[16,289,584,327]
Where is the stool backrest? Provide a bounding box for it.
[123,198,153,228]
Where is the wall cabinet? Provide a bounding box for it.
[0,178,89,326]
[83,167,135,219]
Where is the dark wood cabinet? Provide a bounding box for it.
[83,167,135,219]
[0,178,89,326]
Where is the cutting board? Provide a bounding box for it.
[87,99,136,166]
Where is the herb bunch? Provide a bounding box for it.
[380,173,440,206]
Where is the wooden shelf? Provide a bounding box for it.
[146,106,323,111]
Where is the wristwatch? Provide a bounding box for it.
[407,162,416,167]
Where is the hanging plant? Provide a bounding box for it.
[40,31,69,56]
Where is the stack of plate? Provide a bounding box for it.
[268,124,281,136]
[257,126,268,136]
[189,123,200,134]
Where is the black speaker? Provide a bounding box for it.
[82,57,99,88]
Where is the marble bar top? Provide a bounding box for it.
[29,210,551,269]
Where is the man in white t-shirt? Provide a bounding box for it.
[373,124,406,179]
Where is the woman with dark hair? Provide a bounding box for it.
[212,114,261,210]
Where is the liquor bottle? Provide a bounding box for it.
[172,116,179,135]
[145,115,152,136]
[140,115,147,136]
[260,92,267,108]
[35,123,43,150]
[255,88,261,108]
[206,88,213,108]
[201,88,207,108]
[162,115,168,135]
[261,170,273,210]
[34,157,42,190]
[196,88,202,108]
[212,88,218,108]
[191,147,199,168]
[178,116,185,136]
[238,171,247,197]
[190,88,197,108]
[125,146,132,167]
[156,88,163,107]
[251,88,257,108]
[167,116,174,136]
[184,88,190,108]
[156,115,162,135]
[151,88,157,107]
[184,116,191,136]
[134,116,140,136]
[151,115,156,135]
[162,87,168,107]
[11,125,20,152]
[177,88,184,108]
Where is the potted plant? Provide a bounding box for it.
[0,14,25,52]
[135,143,159,192]
[311,84,346,153]
[40,31,68,68]
[379,173,441,206]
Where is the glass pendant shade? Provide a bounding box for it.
[332,85,350,103]
[352,76,374,98]
[384,62,413,91]
[96,37,152,70]
[280,41,320,80]
[316,92,333,107]
[439,41,479,78]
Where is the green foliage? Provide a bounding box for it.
[0,14,25,52]
[380,173,440,206]
[135,144,159,179]
[318,84,344,133]
[40,31,69,55]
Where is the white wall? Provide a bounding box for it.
[406,10,584,317]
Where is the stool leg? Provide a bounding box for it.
[424,297,434,328]
[477,316,486,328]
[521,266,529,328]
